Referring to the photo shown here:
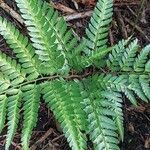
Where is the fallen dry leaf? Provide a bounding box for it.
[144,137,150,149]
[74,0,96,6]
[128,123,135,133]
[73,0,140,6]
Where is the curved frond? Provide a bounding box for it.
[15,0,65,74]
[134,45,150,72]
[45,8,79,71]
[139,75,150,100]
[97,73,150,104]
[106,39,150,104]
[0,73,10,92]
[84,0,113,54]
[5,89,22,150]
[128,75,148,102]
[122,88,137,106]
[96,74,127,91]
[0,95,7,133]
[119,39,138,71]
[101,91,124,141]
[0,17,39,80]
[107,38,131,71]
[107,38,141,72]
[107,39,150,73]
[42,80,87,150]
[83,88,119,150]
[21,84,40,150]
[145,60,150,72]
[0,52,25,85]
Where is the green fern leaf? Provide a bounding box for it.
[122,88,137,106]
[21,84,40,150]
[119,39,138,71]
[101,91,124,141]
[134,44,150,72]
[0,73,10,92]
[15,0,65,74]
[97,74,127,91]
[83,89,119,150]
[145,60,150,72]
[98,74,150,106]
[5,89,22,150]
[45,8,80,71]
[139,75,150,100]
[42,80,87,150]
[0,52,25,85]
[107,38,131,71]
[106,38,150,105]
[0,17,40,80]
[0,95,7,133]
[128,75,148,102]
[84,0,113,54]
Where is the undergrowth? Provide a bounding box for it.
[0,0,149,149]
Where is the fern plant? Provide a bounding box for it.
[0,0,149,149]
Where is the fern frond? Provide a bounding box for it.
[70,41,92,70]
[107,39,140,72]
[5,89,22,150]
[121,88,137,106]
[107,38,131,71]
[96,74,127,91]
[0,95,7,133]
[21,84,40,150]
[145,60,150,72]
[134,45,150,72]
[42,80,87,150]
[0,17,40,80]
[0,52,25,85]
[101,91,124,141]
[84,0,113,54]
[15,0,65,74]
[139,75,150,100]
[83,78,123,146]
[128,75,148,102]
[97,73,150,104]
[106,39,150,104]
[0,73,10,92]
[119,39,138,71]
[83,88,119,150]
[45,8,79,71]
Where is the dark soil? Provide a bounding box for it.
[0,0,150,150]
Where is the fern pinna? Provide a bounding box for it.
[0,0,149,149]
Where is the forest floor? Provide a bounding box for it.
[0,0,150,150]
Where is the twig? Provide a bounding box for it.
[71,0,79,10]
[64,10,93,21]
[0,0,140,25]
[125,17,150,42]
[30,128,54,150]
[114,1,140,6]
[50,2,76,14]
[109,29,114,46]
[52,134,64,142]
[127,6,137,18]
[11,142,22,150]
[131,0,146,34]
[64,4,142,22]
[115,10,128,38]
[0,0,23,24]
